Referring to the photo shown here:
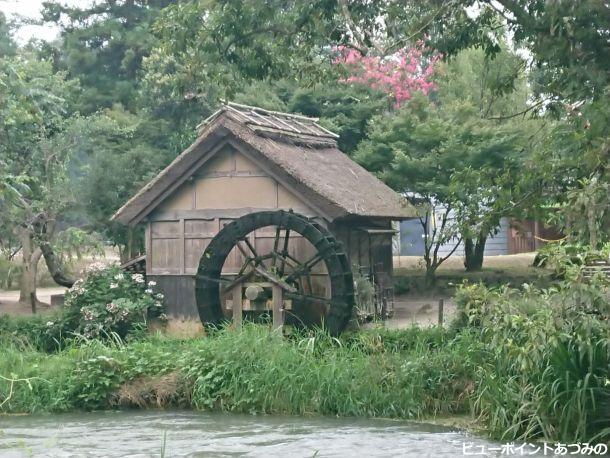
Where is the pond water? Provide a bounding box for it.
[0,410,545,457]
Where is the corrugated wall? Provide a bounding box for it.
[398,217,509,257]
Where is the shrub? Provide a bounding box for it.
[534,241,610,279]
[456,278,610,443]
[61,264,166,340]
[0,313,67,352]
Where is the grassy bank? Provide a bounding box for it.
[0,326,480,419]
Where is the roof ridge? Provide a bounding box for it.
[196,102,339,140]
[227,101,320,122]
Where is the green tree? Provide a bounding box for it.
[355,53,539,281]
[431,0,610,247]
[41,0,175,114]
[0,51,80,309]
[68,107,173,261]
[0,12,16,57]
[355,48,541,275]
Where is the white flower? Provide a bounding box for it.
[114,273,124,281]
[131,273,145,284]
[145,288,153,294]
[155,293,164,300]
[95,355,113,362]
[46,321,54,327]
[106,302,118,313]
[109,283,118,289]
[85,261,107,274]
[147,280,157,286]
[69,284,86,296]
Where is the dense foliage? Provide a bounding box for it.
[454,278,609,442]
[0,325,481,416]
[0,265,165,351]
[1,274,608,444]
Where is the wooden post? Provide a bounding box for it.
[437,298,444,327]
[232,284,243,331]
[272,285,284,331]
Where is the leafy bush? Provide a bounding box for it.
[534,241,610,278]
[455,277,610,443]
[0,313,67,352]
[61,263,166,339]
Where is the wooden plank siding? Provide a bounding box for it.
[146,144,324,288]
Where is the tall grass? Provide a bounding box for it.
[458,281,610,443]
[0,325,480,421]
[0,274,607,445]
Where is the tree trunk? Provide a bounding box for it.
[464,234,487,271]
[424,264,437,288]
[34,216,76,288]
[17,228,43,312]
[40,240,76,288]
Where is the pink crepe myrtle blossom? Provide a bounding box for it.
[333,41,441,108]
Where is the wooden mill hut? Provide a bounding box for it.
[112,103,416,321]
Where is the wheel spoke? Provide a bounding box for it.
[278,228,291,276]
[221,269,255,292]
[285,250,326,282]
[271,226,282,268]
[253,265,297,293]
[243,237,259,259]
[285,291,330,305]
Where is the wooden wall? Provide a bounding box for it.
[146,144,333,318]
[144,143,395,319]
[146,144,321,275]
[332,220,394,279]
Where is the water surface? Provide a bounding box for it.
[0,410,538,457]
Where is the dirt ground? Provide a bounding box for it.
[0,286,66,317]
[387,294,456,328]
[393,253,537,271]
[385,253,537,328]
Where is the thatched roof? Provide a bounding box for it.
[112,102,416,225]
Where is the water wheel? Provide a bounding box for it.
[195,210,354,335]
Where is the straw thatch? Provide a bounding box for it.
[112,103,416,225]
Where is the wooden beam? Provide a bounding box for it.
[149,207,316,221]
[179,218,185,274]
[253,265,297,293]
[232,284,243,331]
[195,170,269,179]
[272,285,284,331]
[145,223,152,275]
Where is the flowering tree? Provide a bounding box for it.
[333,41,440,107]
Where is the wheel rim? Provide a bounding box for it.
[195,210,354,335]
